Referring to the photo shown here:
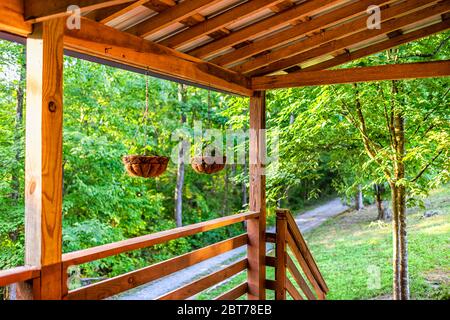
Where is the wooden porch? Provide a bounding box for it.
[0,0,449,300]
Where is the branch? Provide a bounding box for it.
[411,149,444,183]
[400,36,450,60]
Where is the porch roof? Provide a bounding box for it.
[1,0,449,95]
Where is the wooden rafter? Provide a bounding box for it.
[252,60,450,90]
[159,0,287,49]
[187,0,343,59]
[233,0,436,74]
[301,19,450,72]
[24,0,136,23]
[213,0,394,68]
[0,1,31,35]
[64,17,252,96]
[125,0,222,38]
[249,1,450,76]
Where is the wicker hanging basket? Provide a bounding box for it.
[123,155,169,178]
[191,156,226,175]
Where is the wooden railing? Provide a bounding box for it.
[265,209,329,300]
[1,208,328,300]
[0,211,257,300]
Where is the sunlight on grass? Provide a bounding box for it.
[196,186,449,300]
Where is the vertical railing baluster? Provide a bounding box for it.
[275,209,288,300]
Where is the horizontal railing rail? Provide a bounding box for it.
[63,211,258,268]
[65,234,248,300]
[62,211,258,300]
[0,266,40,287]
[158,259,248,300]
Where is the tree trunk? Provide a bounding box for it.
[391,80,409,299]
[10,46,26,203]
[174,84,187,227]
[223,165,229,216]
[355,184,364,210]
[374,184,387,220]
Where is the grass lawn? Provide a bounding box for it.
[198,185,450,300]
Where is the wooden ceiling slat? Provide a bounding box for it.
[24,0,135,23]
[187,0,343,59]
[236,0,437,74]
[249,1,450,76]
[159,0,286,49]
[251,60,450,90]
[97,0,151,24]
[125,0,223,38]
[300,19,450,72]
[213,0,394,68]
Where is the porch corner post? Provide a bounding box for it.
[247,91,267,300]
[23,18,65,300]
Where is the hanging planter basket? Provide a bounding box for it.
[123,155,169,178]
[191,156,227,175]
[123,69,169,179]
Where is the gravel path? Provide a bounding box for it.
[114,198,349,300]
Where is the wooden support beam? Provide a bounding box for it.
[188,0,342,59]
[159,0,286,49]
[215,0,394,68]
[24,0,136,23]
[247,91,267,300]
[250,1,450,76]
[252,61,450,90]
[302,19,450,72]
[125,0,222,38]
[25,18,65,300]
[64,17,252,96]
[232,0,433,74]
[0,0,32,35]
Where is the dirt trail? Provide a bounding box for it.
[114,198,349,300]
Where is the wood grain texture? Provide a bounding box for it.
[286,255,316,300]
[247,91,266,300]
[63,211,258,267]
[252,61,450,90]
[160,0,287,49]
[188,0,342,59]
[25,18,65,300]
[125,0,222,38]
[286,212,328,293]
[0,0,32,35]
[0,266,40,287]
[286,232,323,298]
[303,20,450,72]
[64,17,252,96]
[275,209,287,300]
[215,282,248,300]
[216,0,394,68]
[65,234,248,300]
[285,278,303,300]
[24,0,135,22]
[158,259,247,300]
[232,0,431,73]
[250,1,450,76]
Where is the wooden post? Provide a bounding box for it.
[247,91,266,300]
[275,209,288,300]
[24,18,65,300]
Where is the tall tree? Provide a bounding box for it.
[174,84,187,227]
